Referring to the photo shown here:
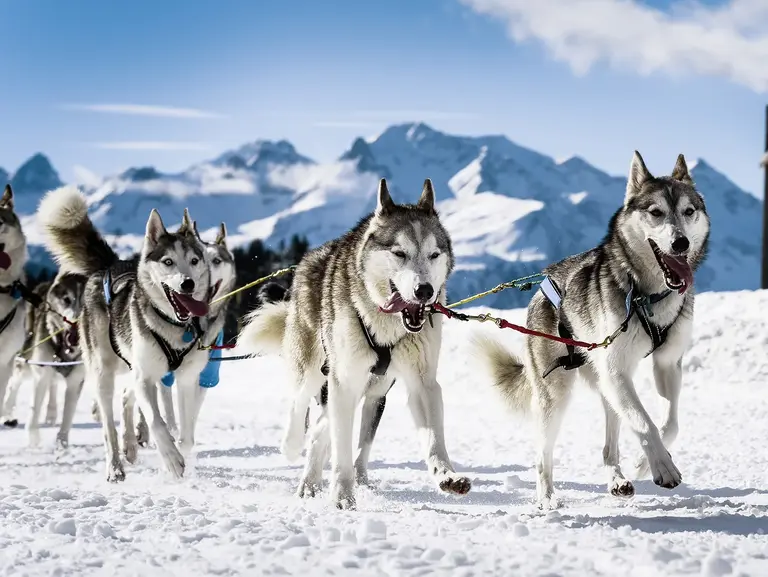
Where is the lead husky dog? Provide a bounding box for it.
[0,185,30,427]
[136,222,236,451]
[14,271,86,448]
[37,185,214,482]
[472,152,710,509]
[239,178,471,509]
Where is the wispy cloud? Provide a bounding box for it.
[61,103,227,119]
[459,0,768,92]
[89,141,212,151]
[349,110,480,120]
[313,120,380,128]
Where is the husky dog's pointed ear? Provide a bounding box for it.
[671,154,693,184]
[626,150,652,203]
[0,184,13,209]
[178,207,193,234]
[417,178,436,213]
[375,178,395,217]
[215,222,227,246]
[145,209,167,246]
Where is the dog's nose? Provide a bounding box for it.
[671,236,689,254]
[180,278,195,294]
[414,283,434,303]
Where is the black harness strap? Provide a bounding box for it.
[320,312,394,378]
[0,280,43,338]
[103,264,134,370]
[0,306,17,337]
[540,274,674,379]
[149,329,199,372]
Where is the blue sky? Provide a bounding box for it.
[0,0,766,195]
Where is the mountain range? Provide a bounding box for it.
[2,122,762,307]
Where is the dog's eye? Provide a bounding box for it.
[190,257,199,266]
[162,258,173,266]
[62,296,71,306]
[683,207,695,217]
[212,258,222,266]
[392,250,406,259]
[429,251,440,260]
[648,208,664,218]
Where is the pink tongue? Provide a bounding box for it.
[175,293,209,317]
[380,292,407,314]
[0,252,10,270]
[665,255,693,294]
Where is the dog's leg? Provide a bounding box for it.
[91,365,125,482]
[121,387,139,464]
[2,368,23,427]
[530,383,569,510]
[598,365,681,489]
[133,374,185,479]
[91,398,101,422]
[403,373,471,497]
[158,383,178,440]
[635,355,683,479]
[298,394,330,499]
[44,377,58,426]
[56,372,84,450]
[0,359,14,428]
[26,367,53,447]
[177,376,206,459]
[354,392,387,486]
[281,364,323,462]
[327,372,359,510]
[602,396,634,497]
[136,409,150,448]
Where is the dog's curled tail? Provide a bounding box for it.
[37,185,117,276]
[468,334,532,412]
[237,301,289,356]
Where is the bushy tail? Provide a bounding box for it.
[468,334,532,412]
[237,301,289,356]
[36,185,117,276]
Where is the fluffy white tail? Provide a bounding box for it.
[236,301,289,356]
[468,334,532,413]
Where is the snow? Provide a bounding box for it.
[2,289,768,576]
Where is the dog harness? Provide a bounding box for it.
[161,329,224,389]
[320,313,394,378]
[0,280,42,336]
[49,333,81,378]
[540,274,673,379]
[102,262,201,372]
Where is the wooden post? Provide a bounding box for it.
[762,105,768,289]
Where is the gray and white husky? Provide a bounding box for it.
[9,271,87,448]
[472,152,710,509]
[37,185,215,482]
[0,185,30,427]
[136,222,236,451]
[239,178,471,509]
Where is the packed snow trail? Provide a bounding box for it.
[1,290,768,576]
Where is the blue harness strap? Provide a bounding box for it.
[161,330,224,389]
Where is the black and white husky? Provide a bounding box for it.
[37,185,217,482]
[472,152,710,509]
[239,179,471,509]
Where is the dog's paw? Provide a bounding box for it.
[44,414,57,427]
[355,468,371,487]
[609,478,635,498]
[27,426,41,448]
[123,439,139,464]
[159,444,186,479]
[330,479,356,510]
[536,496,561,511]
[106,462,126,483]
[297,478,320,499]
[633,455,652,480]
[136,422,150,448]
[438,474,472,496]
[280,432,305,463]
[3,418,18,428]
[55,433,70,451]
[649,451,682,489]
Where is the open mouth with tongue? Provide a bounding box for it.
[162,283,209,321]
[64,325,79,349]
[379,281,428,333]
[0,243,10,271]
[648,239,693,294]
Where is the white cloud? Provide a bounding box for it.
[89,141,212,151]
[459,0,768,92]
[61,103,227,119]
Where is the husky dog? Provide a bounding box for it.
[12,272,86,447]
[239,178,471,509]
[37,185,214,482]
[0,185,30,427]
[136,222,236,452]
[472,152,710,509]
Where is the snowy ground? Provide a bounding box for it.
[2,290,768,576]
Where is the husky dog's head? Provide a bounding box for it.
[203,222,236,305]
[48,272,86,348]
[619,151,710,294]
[138,208,210,322]
[0,185,27,279]
[362,178,454,333]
